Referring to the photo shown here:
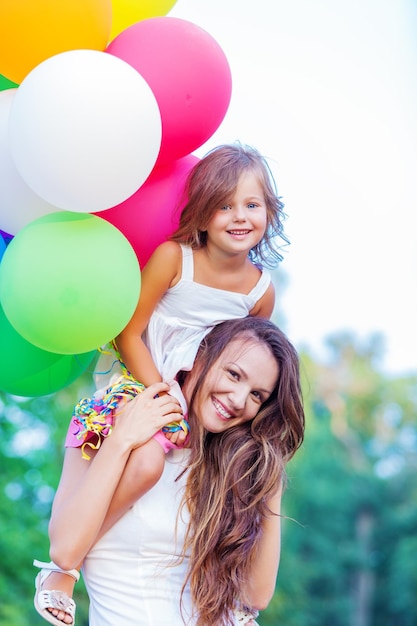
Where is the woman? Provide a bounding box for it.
[40,317,305,626]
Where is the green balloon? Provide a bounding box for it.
[0,303,96,397]
[0,212,141,354]
[0,73,18,91]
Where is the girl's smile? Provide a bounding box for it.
[206,169,268,255]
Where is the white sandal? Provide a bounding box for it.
[33,559,80,625]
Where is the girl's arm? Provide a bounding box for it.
[49,384,181,571]
[115,241,182,386]
[244,487,282,610]
[250,282,275,319]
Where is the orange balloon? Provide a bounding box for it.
[110,0,177,41]
[0,0,112,84]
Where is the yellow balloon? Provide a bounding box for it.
[0,0,112,84]
[110,0,177,41]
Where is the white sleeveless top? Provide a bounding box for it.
[95,245,271,391]
[83,449,192,625]
[83,449,256,625]
[143,244,271,383]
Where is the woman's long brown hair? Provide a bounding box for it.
[177,317,305,625]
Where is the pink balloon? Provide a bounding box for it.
[106,17,232,165]
[96,154,199,267]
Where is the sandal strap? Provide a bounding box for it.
[38,589,76,614]
[33,559,80,583]
[37,587,76,619]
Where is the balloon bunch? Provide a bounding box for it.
[0,0,232,397]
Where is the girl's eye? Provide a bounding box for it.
[247,203,257,209]
[220,204,232,211]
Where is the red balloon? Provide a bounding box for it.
[106,17,232,165]
[96,154,199,267]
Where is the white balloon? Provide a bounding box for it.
[0,89,61,235]
[8,50,162,213]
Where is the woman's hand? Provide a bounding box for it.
[49,382,182,569]
[110,382,183,451]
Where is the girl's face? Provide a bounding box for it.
[205,169,268,255]
[191,338,279,433]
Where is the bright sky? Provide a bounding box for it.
[171,0,417,376]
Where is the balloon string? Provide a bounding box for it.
[73,377,145,460]
[72,341,189,460]
[109,341,190,435]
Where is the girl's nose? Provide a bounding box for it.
[232,205,247,221]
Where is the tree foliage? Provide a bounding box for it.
[0,373,94,625]
[263,332,417,626]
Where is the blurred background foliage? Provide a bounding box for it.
[1,331,416,626]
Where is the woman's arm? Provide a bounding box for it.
[244,487,282,610]
[115,241,181,386]
[49,383,182,570]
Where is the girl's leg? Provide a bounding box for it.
[36,440,165,624]
[35,448,91,625]
[96,437,165,538]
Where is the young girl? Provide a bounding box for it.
[34,143,288,626]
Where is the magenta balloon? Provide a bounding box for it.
[106,18,232,165]
[96,154,199,267]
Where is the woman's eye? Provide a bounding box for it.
[251,390,262,401]
[227,369,239,380]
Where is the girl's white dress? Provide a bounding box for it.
[94,244,271,395]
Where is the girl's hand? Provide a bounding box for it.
[164,426,188,447]
[111,382,183,451]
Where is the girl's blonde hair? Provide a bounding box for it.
[177,316,305,625]
[171,143,288,267]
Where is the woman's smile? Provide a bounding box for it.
[211,396,234,420]
[196,337,279,433]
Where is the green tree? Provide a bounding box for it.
[262,332,417,626]
[0,373,94,625]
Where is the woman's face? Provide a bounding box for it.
[192,338,279,433]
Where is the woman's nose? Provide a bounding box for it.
[229,387,248,411]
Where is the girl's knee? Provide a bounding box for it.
[128,439,165,490]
